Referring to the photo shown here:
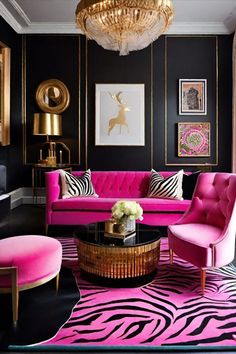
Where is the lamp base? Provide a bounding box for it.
[47,156,57,166]
[38,141,71,166]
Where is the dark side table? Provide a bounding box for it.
[32,164,71,205]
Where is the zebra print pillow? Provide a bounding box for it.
[60,169,98,199]
[147,169,184,200]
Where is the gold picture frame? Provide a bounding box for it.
[0,41,11,146]
[36,79,70,114]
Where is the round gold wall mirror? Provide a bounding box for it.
[36,79,70,114]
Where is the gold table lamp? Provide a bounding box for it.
[33,113,70,165]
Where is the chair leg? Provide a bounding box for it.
[45,224,48,235]
[169,249,173,264]
[55,272,60,294]
[201,268,206,294]
[11,268,19,327]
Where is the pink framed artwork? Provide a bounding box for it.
[178,122,210,157]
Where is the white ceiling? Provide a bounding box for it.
[0,0,236,35]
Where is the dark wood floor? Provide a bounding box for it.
[1,205,236,354]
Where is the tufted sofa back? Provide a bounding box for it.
[72,171,177,198]
[192,172,236,230]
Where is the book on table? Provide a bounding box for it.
[103,231,136,246]
[104,230,136,239]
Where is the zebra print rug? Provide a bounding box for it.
[33,237,236,348]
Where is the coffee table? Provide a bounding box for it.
[74,223,161,286]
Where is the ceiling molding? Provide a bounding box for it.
[224,7,236,33]
[8,0,31,25]
[17,22,82,34]
[167,22,232,35]
[0,2,23,33]
[16,21,232,35]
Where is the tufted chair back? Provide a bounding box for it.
[190,172,236,230]
[168,172,236,293]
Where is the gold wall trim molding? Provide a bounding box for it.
[150,43,154,170]
[22,35,27,164]
[0,41,11,146]
[77,35,81,165]
[164,35,219,166]
[215,36,219,166]
[85,38,88,170]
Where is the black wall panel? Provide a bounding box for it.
[86,41,152,171]
[166,36,217,166]
[25,35,80,167]
[217,35,233,172]
[0,16,23,191]
[153,37,166,170]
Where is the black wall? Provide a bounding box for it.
[25,33,233,179]
[0,13,233,190]
[0,17,23,191]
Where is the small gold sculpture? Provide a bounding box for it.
[105,219,116,234]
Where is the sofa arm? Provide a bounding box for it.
[45,170,61,224]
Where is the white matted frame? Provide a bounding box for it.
[179,79,207,115]
[95,84,145,146]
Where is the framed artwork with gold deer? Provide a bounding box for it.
[95,84,145,146]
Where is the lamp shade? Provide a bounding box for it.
[33,113,62,136]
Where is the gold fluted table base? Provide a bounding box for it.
[77,239,160,280]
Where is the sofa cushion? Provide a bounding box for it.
[0,235,62,287]
[67,171,186,198]
[147,169,184,200]
[60,169,98,199]
[168,223,222,247]
[52,197,190,213]
[182,171,201,200]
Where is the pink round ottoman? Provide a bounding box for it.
[0,235,62,326]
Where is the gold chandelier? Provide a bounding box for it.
[75,0,174,56]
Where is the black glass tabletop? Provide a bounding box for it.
[74,222,160,247]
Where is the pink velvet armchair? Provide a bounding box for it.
[168,172,236,293]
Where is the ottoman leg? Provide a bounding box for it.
[11,267,19,327]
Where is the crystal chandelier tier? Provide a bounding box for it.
[76,0,174,55]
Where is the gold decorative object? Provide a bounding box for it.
[0,41,10,146]
[36,79,70,114]
[105,219,116,234]
[33,113,71,165]
[75,0,174,56]
[77,238,160,279]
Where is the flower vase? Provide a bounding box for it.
[118,219,136,234]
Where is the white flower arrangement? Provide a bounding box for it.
[111,200,143,223]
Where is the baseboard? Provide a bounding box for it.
[9,187,45,209]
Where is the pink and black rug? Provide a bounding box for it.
[7,237,236,350]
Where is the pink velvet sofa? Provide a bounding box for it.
[45,171,191,230]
